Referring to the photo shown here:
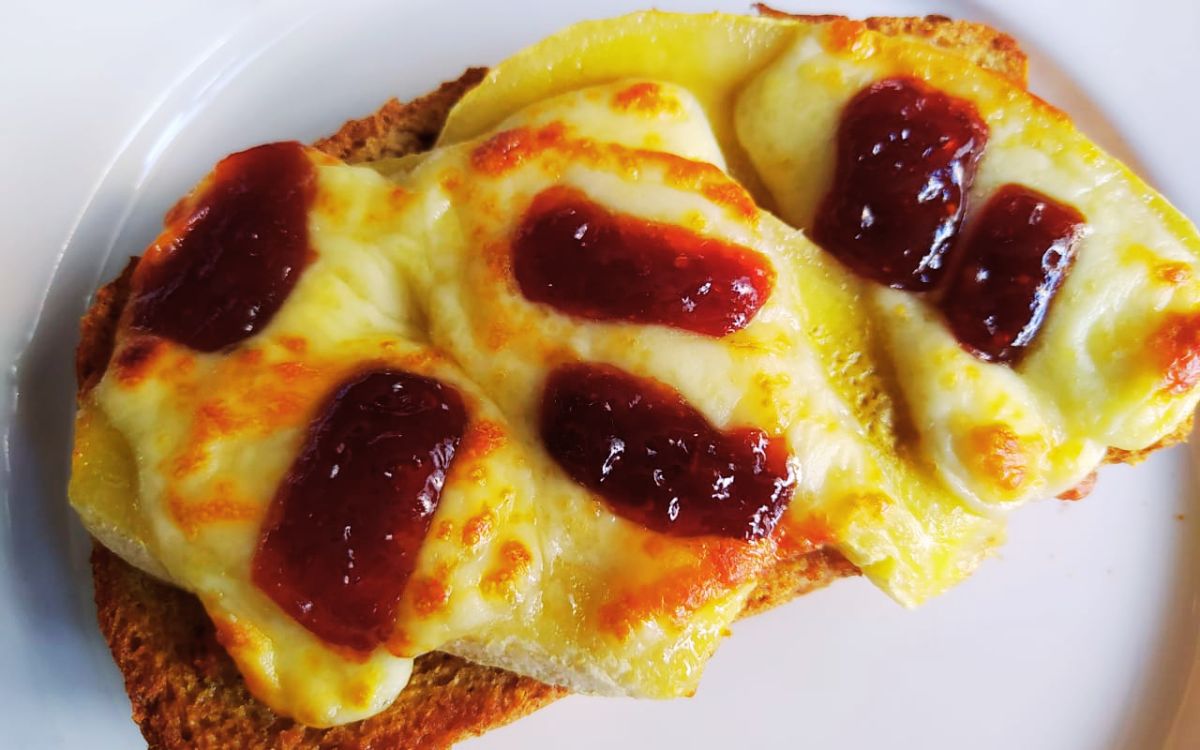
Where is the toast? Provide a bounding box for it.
[78,12,1175,749]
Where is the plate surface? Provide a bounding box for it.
[2,1,1199,748]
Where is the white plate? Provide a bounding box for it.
[3,1,1199,748]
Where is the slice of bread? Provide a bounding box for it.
[78,13,1129,749]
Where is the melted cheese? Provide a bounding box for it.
[734,20,1200,507]
[81,161,544,724]
[69,11,1200,727]
[409,91,864,693]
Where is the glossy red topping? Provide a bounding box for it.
[252,369,467,653]
[813,77,989,290]
[941,184,1085,363]
[130,142,315,352]
[513,186,774,337]
[540,363,795,540]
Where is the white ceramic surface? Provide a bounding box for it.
[2,1,1198,748]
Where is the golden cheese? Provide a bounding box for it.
[69,11,1200,727]
[733,19,1200,508]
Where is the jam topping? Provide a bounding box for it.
[130,142,316,352]
[941,184,1085,363]
[540,363,795,540]
[252,369,467,653]
[813,77,989,290]
[513,186,774,337]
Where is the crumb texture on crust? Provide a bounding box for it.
[753,6,1028,83]
[742,548,858,616]
[92,545,567,750]
[313,68,488,163]
[76,258,137,397]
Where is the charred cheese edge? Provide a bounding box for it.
[69,11,1200,728]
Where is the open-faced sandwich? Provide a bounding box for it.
[68,8,1200,748]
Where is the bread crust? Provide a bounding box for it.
[753,6,1028,83]
[78,13,1156,749]
[313,68,487,164]
[92,545,567,750]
